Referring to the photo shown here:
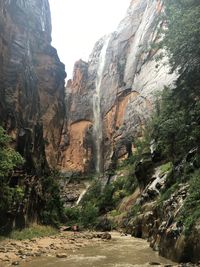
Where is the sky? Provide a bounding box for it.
[49,0,131,79]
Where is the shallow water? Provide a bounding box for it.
[21,233,175,267]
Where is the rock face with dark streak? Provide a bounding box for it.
[61,0,176,174]
[0,0,66,172]
[59,60,94,173]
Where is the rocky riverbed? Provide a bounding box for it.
[0,232,199,267]
[0,231,111,266]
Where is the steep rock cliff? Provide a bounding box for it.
[0,0,66,171]
[61,0,176,174]
[59,60,93,173]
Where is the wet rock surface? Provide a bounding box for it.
[0,0,66,230]
[60,0,177,173]
[0,0,66,170]
[94,232,112,240]
[59,179,91,207]
[123,163,200,264]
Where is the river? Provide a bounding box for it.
[21,233,175,267]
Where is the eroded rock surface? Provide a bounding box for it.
[0,0,66,228]
[0,0,66,171]
[61,0,176,173]
[123,166,200,263]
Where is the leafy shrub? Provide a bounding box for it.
[79,203,99,228]
[81,180,101,205]
[161,0,200,78]
[40,172,65,227]
[0,127,24,214]
[97,184,115,213]
[0,127,24,178]
[82,180,116,214]
[160,162,173,175]
[110,209,121,217]
[65,207,80,225]
[157,182,179,208]
[151,0,200,163]
[131,204,141,217]
[113,189,127,204]
[64,204,98,229]
[8,224,58,240]
[178,170,200,235]
[65,179,124,228]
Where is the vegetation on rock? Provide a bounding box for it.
[126,0,200,233]
[153,0,200,162]
[0,127,24,219]
[64,166,138,229]
[162,0,200,79]
[178,170,200,234]
[77,0,200,239]
[0,127,65,234]
[39,172,65,227]
[152,0,200,231]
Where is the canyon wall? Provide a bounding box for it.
[0,0,66,172]
[60,0,176,174]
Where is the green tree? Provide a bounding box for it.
[40,172,65,227]
[0,127,24,177]
[162,0,200,81]
[151,0,200,161]
[0,127,24,214]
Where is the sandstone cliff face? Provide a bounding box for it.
[0,0,66,171]
[61,0,176,174]
[59,60,93,173]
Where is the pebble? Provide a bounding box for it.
[0,248,7,253]
[56,253,67,258]
[30,239,37,242]
[101,232,112,240]
[12,261,20,266]
[20,255,26,259]
[34,252,42,257]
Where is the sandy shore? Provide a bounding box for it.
[0,231,108,266]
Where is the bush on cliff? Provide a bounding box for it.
[64,178,127,229]
[152,0,200,162]
[40,172,65,227]
[162,0,200,79]
[151,89,200,162]
[0,127,24,215]
[81,181,116,214]
[178,170,200,235]
[0,127,66,232]
[64,204,99,229]
[150,0,200,233]
[122,0,200,234]
[0,127,24,177]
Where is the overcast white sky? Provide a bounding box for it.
[49,0,130,79]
